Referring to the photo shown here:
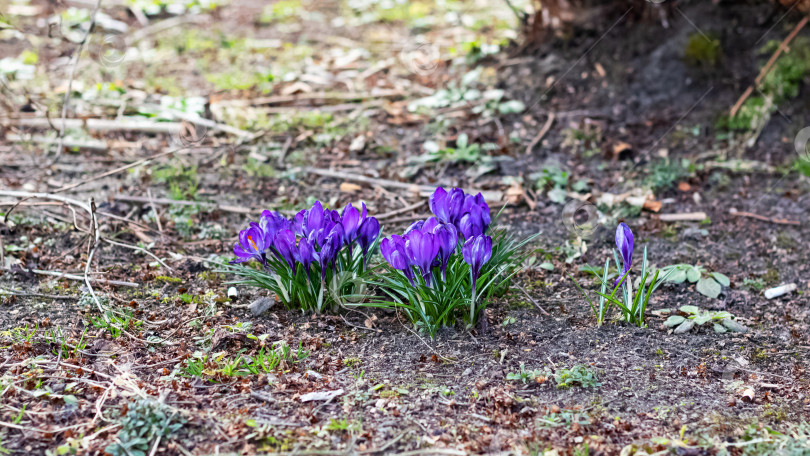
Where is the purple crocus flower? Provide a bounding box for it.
[231,223,268,266]
[341,203,362,245]
[294,201,326,239]
[446,188,467,224]
[458,204,486,240]
[462,193,491,230]
[615,222,634,286]
[462,234,492,290]
[259,210,289,246]
[429,187,466,225]
[318,224,344,282]
[463,234,492,327]
[293,237,318,278]
[405,229,439,286]
[423,217,457,280]
[357,216,380,261]
[272,228,298,273]
[317,209,341,248]
[381,235,414,285]
[429,187,449,222]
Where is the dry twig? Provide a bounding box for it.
[729,16,809,117]
[729,208,800,225]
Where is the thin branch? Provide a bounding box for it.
[525,112,555,155]
[730,16,808,117]
[0,267,138,288]
[146,188,163,233]
[514,282,549,316]
[84,198,106,319]
[54,147,182,193]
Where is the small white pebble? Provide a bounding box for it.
[227,286,238,299]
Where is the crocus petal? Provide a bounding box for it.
[404,219,425,235]
[273,229,297,271]
[405,230,439,283]
[357,217,380,256]
[473,193,491,229]
[446,188,467,224]
[429,187,449,222]
[233,242,251,259]
[382,238,409,271]
[341,203,361,243]
[259,210,288,246]
[422,217,439,232]
[458,205,485,239]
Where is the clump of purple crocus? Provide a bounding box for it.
[381,187,493,290]
[231,201,380,282]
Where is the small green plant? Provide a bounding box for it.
[664,305,747,334]
[532,166,575,204]
[506,363,545,384]
[657,264,729,299]
[743,277,765,292]
[325,418,361,432]
[88,310,142,338]
[154,276,182,284]
[152,161,199,200]
[737,422,810,455]
[644,158,692,192]
[10,324,37,343]
[554,365,600,389]
[684,33,722,67]
[538,408,590,429]
[342,357,362,368]
[561,125,602,158]
[470,89,525,117]
[106,398,185,456]
[182,341,310,378]
[418,134,497,164]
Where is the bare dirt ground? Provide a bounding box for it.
[0,0,809,454]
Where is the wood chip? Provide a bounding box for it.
[658,212,707,222]
[339,182,363,193]
[594,62,606,78]
[642,199,662,212]
[299,389,344,402]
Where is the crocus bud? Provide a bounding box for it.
[615,222,634,286]
[462,234,492,289]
